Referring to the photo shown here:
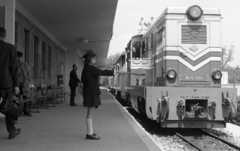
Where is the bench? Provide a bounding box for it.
[23,87,67,113]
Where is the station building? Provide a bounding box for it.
[0,0,118,92]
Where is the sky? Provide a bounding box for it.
[108,0,240,67]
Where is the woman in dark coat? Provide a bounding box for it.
[80,50,115,140]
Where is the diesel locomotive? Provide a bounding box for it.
[109,5,237,128]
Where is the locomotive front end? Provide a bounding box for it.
[143,5,238,128]
[145,86,237,128]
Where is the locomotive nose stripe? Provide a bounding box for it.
[162,56,221,71]
[161,47,222,61]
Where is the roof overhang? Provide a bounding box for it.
[16,0,118,68]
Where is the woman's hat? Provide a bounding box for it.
[82,49,95,60]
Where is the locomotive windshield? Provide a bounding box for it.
[132,41,141,60]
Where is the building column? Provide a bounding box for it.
[0,0,15,44]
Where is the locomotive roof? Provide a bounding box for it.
[120,51,125,56]
[142,6,221,38]
[131,34,143,40]
[163,6,220,16]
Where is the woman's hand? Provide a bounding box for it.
[79,87,83,95]
[78,82,83,95]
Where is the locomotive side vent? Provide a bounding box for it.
[185,99,208,119]
[181,25,207,44]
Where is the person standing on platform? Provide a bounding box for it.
[17,51,32,116]
[80,50,116,140]
[69,64,80,106]
[0,27,21,139]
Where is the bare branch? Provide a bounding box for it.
[222,45,235,69]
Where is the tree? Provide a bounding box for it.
[100,52,121,86]
[225,65,240,84]
[138,17,154,34]
[222,45,234,69]
[105,52,121,70]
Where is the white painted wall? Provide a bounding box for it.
[221,71,228,84]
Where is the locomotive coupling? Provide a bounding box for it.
[177,98,185,117]
[162,96,169,105]
[222,92,237,121]
[222,92,234,105]
[208,100,216,120]
[223,97,231,105]
[191,104,204,115]
[156,94,170,123]
[178,98,185,107]
[208,100,216,107]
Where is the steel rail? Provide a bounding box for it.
[201,129,240,150]
[175,133,202,151]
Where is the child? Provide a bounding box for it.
[81,50,115,140]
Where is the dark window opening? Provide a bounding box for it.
[48,46,51,79]
[132,41,141,60]
[24,29,30,63]
[34,36,39,78]
[42,42,46,79]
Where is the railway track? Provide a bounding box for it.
[111,91,240,151]
[175,129,240,151]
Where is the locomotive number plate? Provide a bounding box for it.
[180,75,209,82]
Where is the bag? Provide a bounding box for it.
[0,93,23,121]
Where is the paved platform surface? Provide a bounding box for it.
[0,89,161,151]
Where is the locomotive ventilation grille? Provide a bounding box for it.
[181,25,207,44]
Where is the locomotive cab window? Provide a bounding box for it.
[132,41,141,60]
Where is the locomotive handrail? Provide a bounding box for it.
[125,72,146,76]
[116,71,146,76]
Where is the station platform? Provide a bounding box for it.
[0,88,161,151]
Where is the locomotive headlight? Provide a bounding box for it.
[166,69,177,79]
[211,70,222,80]
[186,5,203,21]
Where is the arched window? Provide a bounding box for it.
[132,41,141,60]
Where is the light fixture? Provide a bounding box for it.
[211,70,222,80]
[166,69,177,79]
[78,38,88,43]
[186,5,203,21]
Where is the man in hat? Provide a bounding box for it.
[68,64,80,106]
[0,27,21,139]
